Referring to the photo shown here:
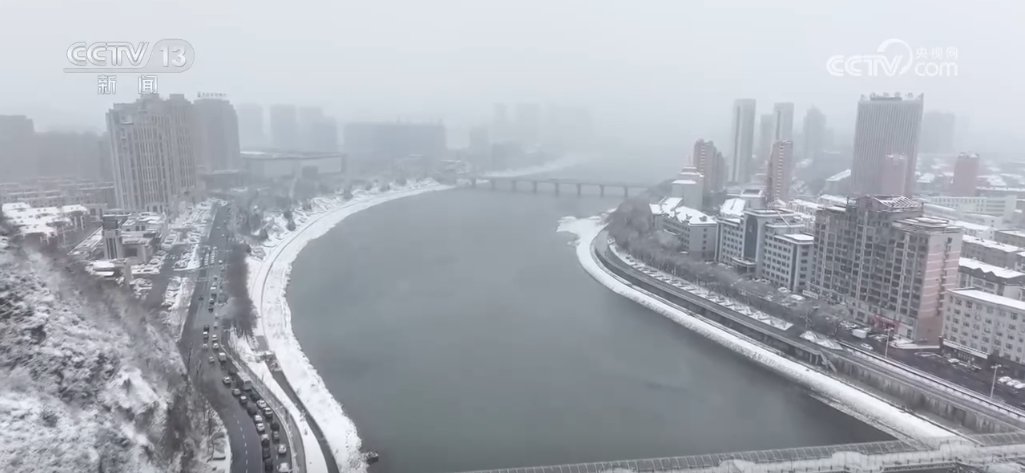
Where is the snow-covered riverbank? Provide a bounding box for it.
[247,154,593,472]
[557,216,956,441]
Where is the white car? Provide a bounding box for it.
[277,444,287,455]
[256,423,265,433]
[254,415,264,423]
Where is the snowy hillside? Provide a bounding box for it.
[0,242,213,472]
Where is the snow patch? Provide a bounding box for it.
[556,216,955,440]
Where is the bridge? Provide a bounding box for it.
[458,176,653,197]
[450,432,1025,473]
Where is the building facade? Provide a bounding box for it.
[850,93,924,197]
[958,258,1025,301]
[951,153,980,197]
[757,113,773,167]
[728,99,756,184]
[651,198,717,260]
[773,102,794,142]
[716,208,805,275]
[236,103,265,150]
[106,94,199,214]
[693,140,726,193]
[0,115,36,181]
[809,195,961,341]
[761,233,814,293]
[194,97,241,172]
[802,107,826,162]
[942,289,1025,365]
[880,154,910,195]
[922,111,956,154]
[766,140,793,203]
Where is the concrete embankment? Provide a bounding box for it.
[595,232,1025,435]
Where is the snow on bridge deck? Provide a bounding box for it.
[451,432,1025,473]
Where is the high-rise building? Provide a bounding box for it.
[492,103,511,143]
[951,153,980,197]
[922,111,956,154]
[850,93,924,197]
[728,99,757,184]
[236,104,265,150]
[802,107,826,162]
[194,97,241,172]
[514,103,541,145]
[879,154,910,195]
[693,140,726,193]
[0,115,36,182]
[809,195,962,341]
[772,103,794,142]
[757,114,774,167]
[269,104,300,151]
[106,94,199,214]
[766,140,793,203]
[297,107,338,152]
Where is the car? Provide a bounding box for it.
[270,421,279,432]
[198,295,203,300]
[264,461,274,472]
[858,343,873,351]
[212,343,220,350]
[232,388,241,397]
[202,343,208,351]
[256,423,266,433]
[272,432,281,442]
[263,407,273,418]
[260,434,271,446]
[239,395,248,404]
[203,325,210,332]
[256,400,268,409]
[247,404,258,415]
[262,447,272,459]
[208,307,214,313]
[202,332,209,340]
[250,391,261,402]
[208,356,215,364]
[211,334,218,342]
[221,376,231,385]
[277,444,287,455]
[254,415,264,423]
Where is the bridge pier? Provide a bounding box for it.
[576,184,582,196]
[599,185,605,197]
[532,181,538,194]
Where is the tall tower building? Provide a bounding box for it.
[921,111,956,154]
[0,115,36,182]
[693,139,725,193]
[802,107,826,162]
[809,195,961,341]
[773,103,794,142]
[880,154,909,195]
[235,104,265,150]
[766,140,793,203]
[728,99,757,184]
[951,153,980,196]
[757,114,774,167]
[194,97,241,172]
[269,104,300,151]
[106,94,198,214]
[850,93,924,197]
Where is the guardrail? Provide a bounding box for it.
[840,344,1025,422]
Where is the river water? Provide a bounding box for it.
[287,155,890,473]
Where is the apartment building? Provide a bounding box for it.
[716,208,805,277]
[995,230,1025,249]
[651,197,717,260]
[958,258,1025,300]
[919,194,1016,220]
[0,178,115,216]
[961,235,1022,269]
[106,94,199,214]
[761,233,814,293]
[942,289,1025,365]
[809,195,962,341]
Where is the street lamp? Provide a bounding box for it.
[990,364,1003,399]
[883,327,894,359]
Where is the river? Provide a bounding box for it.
[286,154,891,473]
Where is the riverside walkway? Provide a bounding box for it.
[450,432,1025,473]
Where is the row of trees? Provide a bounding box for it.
[606,198,853,336]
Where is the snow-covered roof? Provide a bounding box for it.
[651,198,714,225]
[963,235,1022,254]
[1,202,80,237]
[959,258,1025,280]
[720,198,746,217]
[776,233,815,244]
[826,169,851,182]
[951,288,1025,312]
[672,179,697,185]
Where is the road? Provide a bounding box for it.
[177,203,294,473]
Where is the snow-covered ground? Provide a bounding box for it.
[246,156,597,472]
[557,216,956,441]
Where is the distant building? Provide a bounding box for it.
[951,153,980,197]
[650,197,717,260]
[728,98,757,183]
[961,235,1022,269]
[692,140,726,193]
[823,169,851,195]
[850,93,924,197]
[766,140,793,203]
[194,97,241,172]
[941,289,1025,366]
[298,107,338,152]
[106,94,199,214]
[0,177,115,216]
[2,202,90,247]
[0,115,36,181]
[757,113,774,167]
[802,107,826,162]
[492,103,511,143]
[670,167,704,209]
[514,103,541,145]
[922,111,956,154]
[879,154,910,195]
[716,208,805,275]
[242,151,346,180]
[343,122,446,173]
[33,131,109,181]
[809,195,961,341]
[919,194,1016,221]
[773,102,794,142]
[269,104,300,151]
[958,258,1025,301]
[236,103,266,149]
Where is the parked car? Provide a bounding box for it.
[262,447,271,459]
[232,389,241,397]
[272,431,281,443]
[247,404,258,415]
[222,377,232,385]
[254,415,264,424]
[277,444,287,455]
[208,356,215,364]
[256,423,266,433]
[256,400,268,409]
[263,407,273,418]
[270,421,279,432]
[260,435,270,446]
[239,395,248,404]
[858,343,873,351]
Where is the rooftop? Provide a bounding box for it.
[776,233,815,244]
[997,230,1025,239]
[963,235,1022,254]
[672,179,698,185]
[951,289,1025,312]
[826,169,851,182]
[720,198,746,217]
[651,198,715,226]
[959,258,1025,281]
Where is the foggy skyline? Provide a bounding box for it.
[1,0,1022,151]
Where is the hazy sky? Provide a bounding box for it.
[1,0,1022,150]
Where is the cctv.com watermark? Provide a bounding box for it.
[827,39,959,77]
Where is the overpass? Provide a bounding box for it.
[451,432,1025,473]
[459,175,653,197]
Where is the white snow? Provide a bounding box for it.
[557,216,956,441]
[481,153,591,178]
